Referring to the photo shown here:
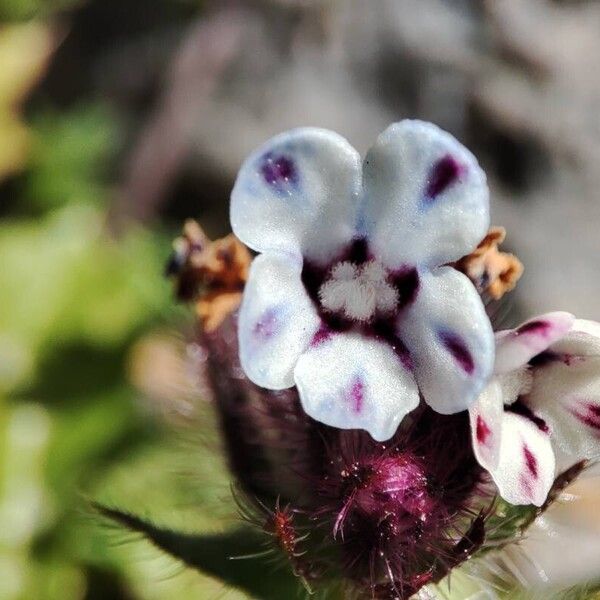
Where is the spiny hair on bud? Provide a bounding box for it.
[231,485,319,594]
[303,409,493,598]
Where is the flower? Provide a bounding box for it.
[231,120,495,441]
[469,312,600,506]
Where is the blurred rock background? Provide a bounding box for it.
[1,0,600,598]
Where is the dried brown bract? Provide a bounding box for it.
[456,226,523,300]
[167,219,251,332]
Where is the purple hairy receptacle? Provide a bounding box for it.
[312,410,487,596]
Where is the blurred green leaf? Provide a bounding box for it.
[0,203,173,394]
[0,200,185,599]
[0,0,82,22]
[0,22,53,179]
[557,583,600,600]
[25,104,122,211]
[94,506,304,600]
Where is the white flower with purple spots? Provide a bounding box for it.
[470,313,600,506]
[231,120,495,441]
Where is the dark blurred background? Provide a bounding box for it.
[1,1,600,598]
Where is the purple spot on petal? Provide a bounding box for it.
[506,399,550,433]
[391,266,420,309]
[588,404,600,418]
[569,401,600,432]
[260,153,297,189]
[523,445,538,479]
[438,331,475,375]
[563,354,581,367]
[345,237,370,265]
[392,338,414,371]
[520,474,534,499]
[530,350,582,368]
[311,323,333,347]
[476,416,492,446]
[253,308,279,339]
[425,154,464,200]
[516,320,550,336]
[371,319,414,371]
[529,350,561,367]
[348,376,365,414]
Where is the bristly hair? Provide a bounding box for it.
[304,409,492,599]
[231,484,321,594]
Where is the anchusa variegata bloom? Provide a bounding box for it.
[469,313,600,506]
[231,121,494,441]
[164,121,600,599]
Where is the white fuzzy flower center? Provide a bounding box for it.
[318,260,398,322]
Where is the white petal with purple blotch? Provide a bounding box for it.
[490,412,555,507]
[231,128,362,265]
[397,267,495,414]
[546,319,600,358]
[238,253,321,390]
[361,120,489,269]
[469,380,504,471]
[525,320,600,459]
[494,312,575,375]
[293,333,419,442]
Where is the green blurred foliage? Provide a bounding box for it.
[24,104,120,211]
[0,0,81,21]
[0,22,53,180]
[0,197,225,599]
[0,205,168,388]
[0,4,244,598]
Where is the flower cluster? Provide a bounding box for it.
[157,120,600,599]
[230,120,600,509]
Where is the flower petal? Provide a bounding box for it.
[494,312,575,374]
[490,413,555,507]
[238,253,320,390]
[231,128,362,264]
[397,267,495,414]
[294,333,419,442]
[544,318,600,357]
[524,320,600,459]
[469,380,504,471]
[362,120,489,269]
